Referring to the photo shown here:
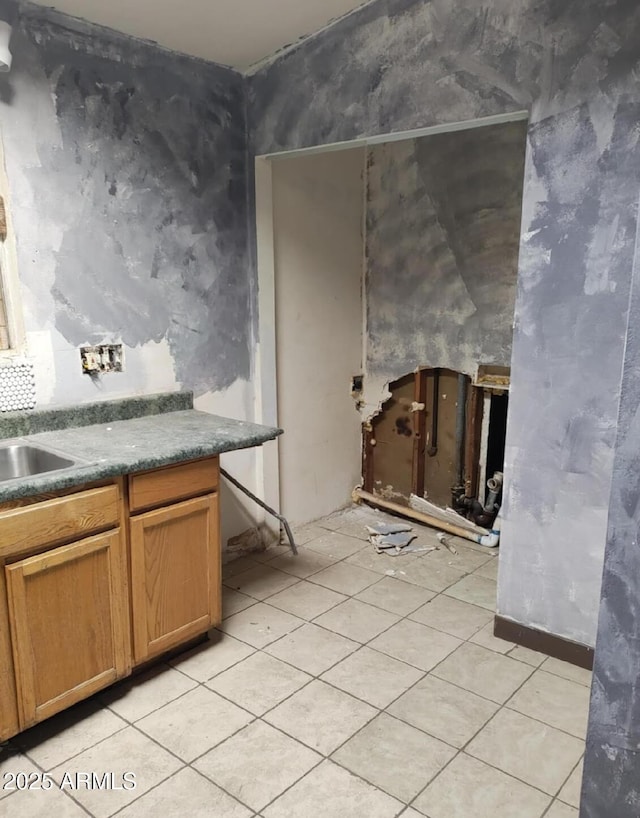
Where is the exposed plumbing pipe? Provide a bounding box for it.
[484,470,504,512]
[353,487,500,548]
[427,368,439,457]
[478,513,501,548]
[456,495,495,529]
[454,374,467,486]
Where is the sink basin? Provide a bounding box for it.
[0,444,76,481]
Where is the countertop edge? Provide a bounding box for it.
[0,420,282,503]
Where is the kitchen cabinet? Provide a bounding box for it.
[130,493,220,664]
[128,456,221,665]
[5,529,130,729]
[0,482,129,735]
[0,454,221,739]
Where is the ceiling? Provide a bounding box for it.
[28,0,370,70]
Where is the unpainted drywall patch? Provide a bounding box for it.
[26,330,56,406]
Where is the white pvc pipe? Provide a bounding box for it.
[478,514,501,548]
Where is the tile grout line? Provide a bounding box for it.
[77,705,250,816]
[19,719,130,774]
[401,632,586,814]
[209,514,580,813]
[18,671,268,816]
[308,511,584,813]
[106,700,263,817]
[229,519,498,628]
[204,540,504,809]
[0,741,97,818]
[3,514,429,814]
[204,519,439,815]
[192,528,485,809]
[184,717,326,815]
[548,752,584,808]
[214,526,584,747]
[19,637,577,812]
[8,508,583,818]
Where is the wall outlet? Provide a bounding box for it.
[80,344,123,375]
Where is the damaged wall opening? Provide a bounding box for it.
[260,113,528,530]
[363,367,508,530]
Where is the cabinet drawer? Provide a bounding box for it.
[129,457,219,513]
[0,485,120,559]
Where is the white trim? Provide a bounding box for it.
[261,111,530,161]
[478,390,493,506]
[360,145,368,382]
[253,156,281,527]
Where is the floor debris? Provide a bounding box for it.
[400,544,438,555]
[371,531,416,549]
[437,531,458,555]
[365,523,413,536]
[367,521,441,556]
[367,519,450,558]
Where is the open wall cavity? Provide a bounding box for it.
[363,368,508,528]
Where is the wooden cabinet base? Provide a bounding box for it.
[0,456,222,738]
[5,530,131,730]
[130,493,220,665]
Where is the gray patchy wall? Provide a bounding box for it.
[366,120,526,382]
[581,209,640,817]
[249,0,640,645]
[0,4,250,406]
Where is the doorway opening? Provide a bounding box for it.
[255,112,528,532]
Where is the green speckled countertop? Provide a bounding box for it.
[0,403,282,502]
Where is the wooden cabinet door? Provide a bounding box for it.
[5,530,131,729]
[130,493,220,664]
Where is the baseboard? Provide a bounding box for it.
[494,615,594,670]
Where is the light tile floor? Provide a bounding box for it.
[0,505,589,817]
